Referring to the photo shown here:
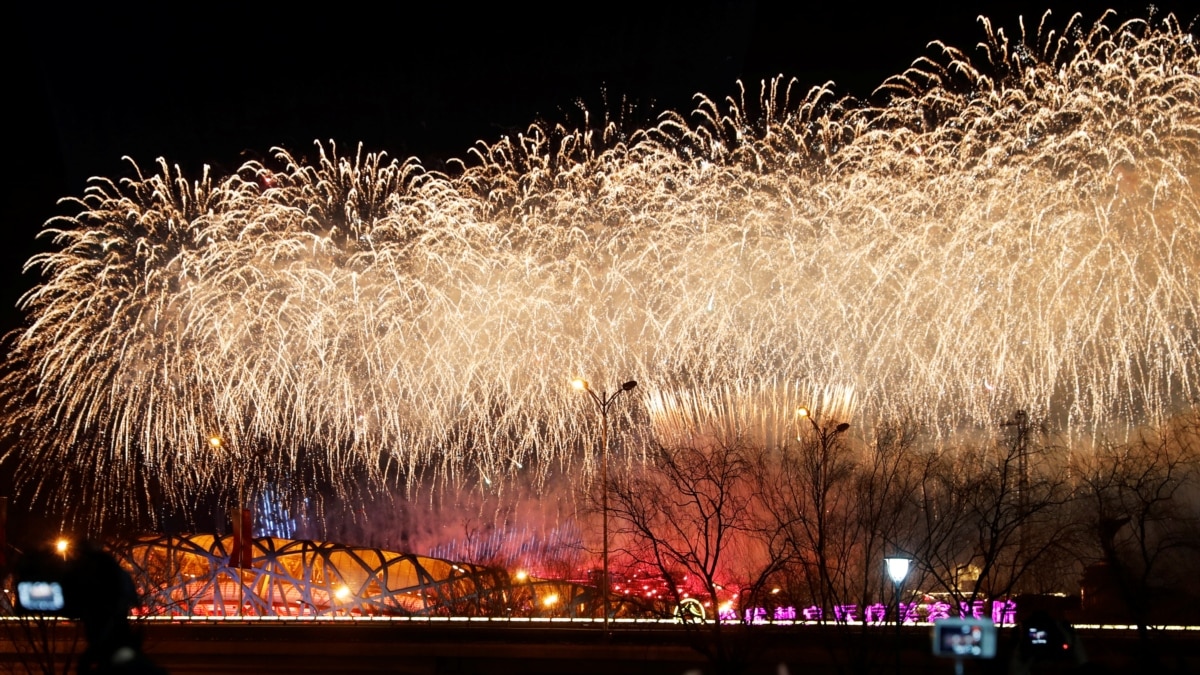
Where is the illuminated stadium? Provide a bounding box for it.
[113,534,602,618]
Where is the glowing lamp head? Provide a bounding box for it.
[796,407,810,418]
[885,556,911,584]
[515,570,528,582]
[543,593,559,607]
[209,436,222,448]
[55,538,69,555]
[334,584,352,601]
[572,378,589,391]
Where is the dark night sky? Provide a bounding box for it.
[4,0,1196,334]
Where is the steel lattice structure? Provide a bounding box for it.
[114,534,597,618]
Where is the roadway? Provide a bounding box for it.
[2,619,1197,674]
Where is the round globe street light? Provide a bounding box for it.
[885,556,911,586]
[572,378,637,634]
[885,555,912,674]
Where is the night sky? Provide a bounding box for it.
[5,0,1196,335]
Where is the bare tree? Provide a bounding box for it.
[0,606,79,675]
[913,411,1074,607]
[762,411,855,616]
[1072,411,1200,668]
[607,438,782,675]
[757,413,928,675]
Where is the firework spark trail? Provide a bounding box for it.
[2,11,1198,524]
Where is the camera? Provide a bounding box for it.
[12,544,167,673]
[13,548,74,615]
[932,618,998,659]
[1018,612,1077,662]
[17,580,66,612]
[13,543,138,622]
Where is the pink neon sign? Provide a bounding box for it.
[718,598,1017,625]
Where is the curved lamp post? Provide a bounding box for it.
[794,406,851,600]
[795,406,851,438]
[573,378,637,633]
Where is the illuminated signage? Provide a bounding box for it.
[717,598,1017,625]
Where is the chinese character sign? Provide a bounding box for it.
[991,599,1017,625]
[774,606,797,622]
[725,599,1017,625]
[864,603,888,623]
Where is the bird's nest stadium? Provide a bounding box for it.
[114,534,602,618]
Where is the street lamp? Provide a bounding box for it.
[573,377,637,634]
[794,406,851,505]
[885,555,912,674]
[796,406,850,437]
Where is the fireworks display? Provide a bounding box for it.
[2,11,1198,524]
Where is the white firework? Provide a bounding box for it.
[3,10,1197,526]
